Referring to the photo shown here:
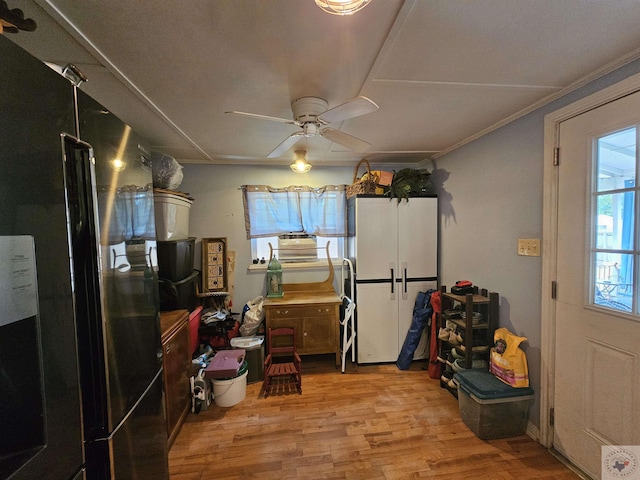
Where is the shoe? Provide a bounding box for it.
[448,331,460,345]
[438,327,451,341]
[451,347,465,359]
[451,358,488,372]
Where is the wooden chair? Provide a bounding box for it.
[263,327,302,397]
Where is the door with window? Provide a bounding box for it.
[554,91,640,478]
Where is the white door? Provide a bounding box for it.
[353,198,397,281]
[397,197,438,280]
[356,282,398,363]
[396,197,438,359]
[554,91,640,478]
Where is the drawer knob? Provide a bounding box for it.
[304,331,308,336]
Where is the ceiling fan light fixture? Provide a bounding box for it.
[314,0,372,16]
[290,150,312,174]
[302,122,318,137]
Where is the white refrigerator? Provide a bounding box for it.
[347,196,438,363]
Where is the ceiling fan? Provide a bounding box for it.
[225,96,379,158]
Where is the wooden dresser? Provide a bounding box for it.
[263,256,341,367]
[160,309,190,447]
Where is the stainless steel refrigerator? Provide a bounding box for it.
[0,36,169,479]
[347,196,439,363]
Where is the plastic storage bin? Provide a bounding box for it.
[158,269,200,311]
[154,192,193,241]
[157,237,195,281]
[205,349,246,379]
[454,369,534,440]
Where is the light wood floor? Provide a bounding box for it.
[169,356,581,479]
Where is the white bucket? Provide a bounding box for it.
[153,192,193,241]
[211,370,247,407]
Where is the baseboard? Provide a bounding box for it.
[525,421,540,442]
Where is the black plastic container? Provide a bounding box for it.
[158,269,200,311]
[157,237,195,281]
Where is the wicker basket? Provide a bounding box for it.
[346,159,378,198]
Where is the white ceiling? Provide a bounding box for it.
[7,0,640,168]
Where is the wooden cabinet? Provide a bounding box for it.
[160,309,190,447]
[264,297,340,361]
[263,250,341,367]
[437,286,499,396]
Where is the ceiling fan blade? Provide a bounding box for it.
[225,110,298,125]
[267,132,305,158]
[320,127,371,153]
[318,96,379,124]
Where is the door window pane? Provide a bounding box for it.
[596,127,635,192]
[594,252,633,312]
[591,126,637,314]
[595,192,634,250]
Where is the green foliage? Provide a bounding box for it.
[385,168,434,202]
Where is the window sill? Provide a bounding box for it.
[247,258,342,272]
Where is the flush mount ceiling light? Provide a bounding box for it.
[314,0,372,16]
[290,150,312,174]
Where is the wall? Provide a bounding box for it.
[433,57,640,433]
[179,165,355,309]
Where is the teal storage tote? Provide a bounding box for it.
[454,369,534,440]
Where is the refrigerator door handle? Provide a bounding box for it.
[61,134,95,240]
[401,262,408,300]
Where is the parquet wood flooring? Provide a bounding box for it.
[169,356,581,479]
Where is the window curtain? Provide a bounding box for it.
[98,183,156,245]
[241,185,347,239]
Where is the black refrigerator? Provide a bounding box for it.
[0,36,169,480]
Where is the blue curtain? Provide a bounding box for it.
[98,183,156,245]
[241,185,347,239]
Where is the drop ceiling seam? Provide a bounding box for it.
[372,79,563,90]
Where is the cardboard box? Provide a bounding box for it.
[371,170,394,186]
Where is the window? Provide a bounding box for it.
[241,184,346,264]
[592,126,637,313]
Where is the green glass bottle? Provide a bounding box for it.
[266,255,284,298]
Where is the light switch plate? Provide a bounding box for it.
[518,238,540,256]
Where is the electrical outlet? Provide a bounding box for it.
[518,238,540,256]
